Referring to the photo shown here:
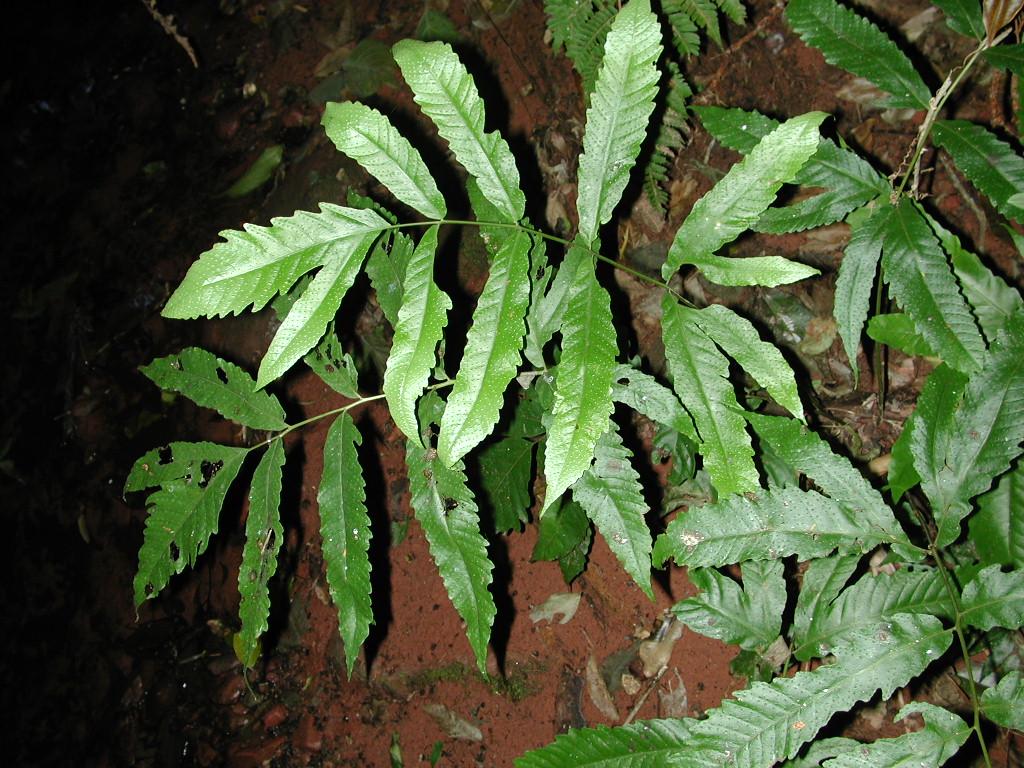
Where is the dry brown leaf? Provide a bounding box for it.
[586,651,619,721]
[423,703,483,741]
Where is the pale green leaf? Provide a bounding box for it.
[834,209,882,379]
[221,145,282,198]
[576,0,662,246]
[406,442,496,672]
[542,255,616,513]
[365,228,414,327]
[785,0,930,110]
[305,330,361,399]
[971,460,1024,566]
[691,304,804,420]
[794,568,953,661]
[126,442,248,607]
[912,326,1024,547]
[933,120,1024,222]
[653,486,901,569]
[824,703,970,767]
[319,412,372,677]
[322,102,447,220]
[756,140,888,234]
[383,226,451,447]
[572,424,654,599]
[141,348,286,431]
[877,199,985,373]
[674,615,950,768]
[611,364,698,443]
[867,313,936,357]
[677,252,820,288]
[237,439,285,667]
[792,555,861,661]
[661,298,758,496]
[514,718,692,768]
[960,564,1024,631]
[981,671,1024,731]
[934,0,986,40]
[163,205,388,319]
[525,245,586,368]
[258,229,376,387]
[478,438,533,534]
[674,560,785,650]
[393,40,524,223]
[663,112,827,281]
[745,412,915,557]
[438,228,531,465]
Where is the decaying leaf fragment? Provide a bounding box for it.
[529,592,581,625]
[423,703,482,741]
[586,651,619,721]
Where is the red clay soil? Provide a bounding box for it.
[3,1,1021,767]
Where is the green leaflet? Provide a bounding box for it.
[532,491,591,563]
[322,102,446,221]
[932,120,1024,222]
[754,139,888,234]
[694,105,778,152]
[653,486,900,569]
[674,560,785,651]
[834,208,894,376]
[141,348,286,431]
[163,205,388,319]
[876,199,986,374]
[611,364,698,443]
[661,298,758,497]
[792,555,861,660]
[383,225,450,447]
[477,437,533,533]
[824,703,970,768]
[959,564,1024,631]
[318,412,372,678]
[525,245,587,368]
[981,671,1024,731]
[438,228,531,466]
[126,442,248,607]
[943,228,1024,344]
[673,252,820,288]
[544,0,618,98]
[515,718,692,768]
[365,228,414,328]
[793,568,954,661]
[690,304,804,421]
[933,0,986,40]
[983,41,1024,74]
[237,439,285,667]
[406,442,496,672]
[674,615,950,768]
[785,0,931,110]
[971,460,1024,566]
[393,40,525,223]
[258,227,377,387]
[575,0,661,246]
[745,412,916,557]
[305,330,361,399]
[571,424,654,600]
[662,112,827,282]
[867,312,937,357]
[220,144,282,198]
[911,327,1024,548]
[542,255,616,513]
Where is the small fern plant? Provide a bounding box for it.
[125,0,1024,763]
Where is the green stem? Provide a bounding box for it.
[932,545,993,768]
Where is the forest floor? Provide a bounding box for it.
[2,0,1021,766]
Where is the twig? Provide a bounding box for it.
[139,0,199,69]
[622,664,668,725]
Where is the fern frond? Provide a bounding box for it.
[515,718,693,768]
[824,703,970,767]
[576,0,662,247]
[127,442,249,607]
[675,560,785,650]
[406,439,496,672]
[572,424,654,599]
[543,255,616,512]
[545,0,618,97]
[438,228,532,466]
[675,615,949,767]
[382,226,451,447]
[237,439,285,666]
[932,120,1024,222]
[654,486,903,568]
[661,298,759,496]
[834,209,883,382]
[318,413,372,677]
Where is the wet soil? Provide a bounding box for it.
[3,1,1021,767]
